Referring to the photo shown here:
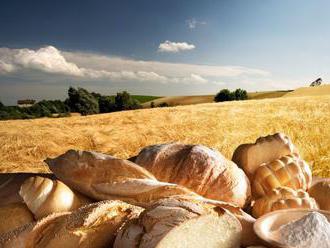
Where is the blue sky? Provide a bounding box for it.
[1,0,330,104]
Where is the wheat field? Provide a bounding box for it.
[0,95,330,177]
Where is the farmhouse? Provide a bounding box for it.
[17,99,36,108]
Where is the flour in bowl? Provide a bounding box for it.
[279,211,330,248]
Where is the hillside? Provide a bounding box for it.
[1,95,329,178]
[283,84,330,98]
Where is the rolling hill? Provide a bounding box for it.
[283,84,330,98]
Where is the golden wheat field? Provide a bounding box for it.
[0,95,330,177]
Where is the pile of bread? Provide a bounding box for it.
[0,133,329,248]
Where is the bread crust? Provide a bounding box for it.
[252,187,318,218]
[252,154,312,197]
[232,133,299,179]
[45,150,198,207]
[308,178,330,211]
[134,143,251,207]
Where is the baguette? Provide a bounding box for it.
[114,198,242,248]
[232,133,299,179]
[45,150,198,207]
[133,143,251,207]
[252,187,318,218]
[308,178,330,211]
[0,200,143,248]
[0,203,34,236]
[252,154,312,197]
[19,176,91,219]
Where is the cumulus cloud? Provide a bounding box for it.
[186,18,206,29]
[158,41,195,53]
[0,45,271,86]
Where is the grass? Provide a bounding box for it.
[0,95,329,178]
[131,95,162,103]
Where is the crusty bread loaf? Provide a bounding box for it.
[252,154,312,198]
[0,173,54,207]
[114,198,242,248]
[133,143,251,207]
[19,176,91,219]
[308,178,330,211]
[0,203,34,236]
[0,200,143,248]
[45,150,198,207]
[252,187,318,218]
[232,133,299,179]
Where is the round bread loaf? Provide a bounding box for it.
[114,198,242,248]
[232,133,299,179]
[0,203,34,236]
[308,179,330,211]
[19,176,91,219]
[252,154,312,198]
[252,187,318,218]
[133,143,251,208]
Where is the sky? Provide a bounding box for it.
[1,0,330,105]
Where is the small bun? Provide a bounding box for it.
[308,179,330,211]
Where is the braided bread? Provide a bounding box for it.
[252,154,312,198]
[133,143,251,207]
[232,133,299,179]
[252,187,318,218]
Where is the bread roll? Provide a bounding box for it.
[252,155,312,198]
[252,187,318,218]
[45,150,198,207]
[232,133,299,179]
[0,173,54,206]
[308,178,330,211]
[133,143,251,207]
[0,203,34,236]
[114,198,242,248]
[0,200,143,248]
[19,176,91,219]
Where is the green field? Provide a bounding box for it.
[131,95,162,103]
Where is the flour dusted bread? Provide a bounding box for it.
[19,176,91,219]
[252,154,312,197]
[0,203,34,236]
[232,133,299,179]
[308,179,330,211]
[133,143,251,207]
[45,150,198,207]
[0,200,143,248]
[114,198,242,248]
[252,187,318,218]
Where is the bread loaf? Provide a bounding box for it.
[114,198,242,248]
[232,133,299,179]
[252,155,312,197]
[0,203,34,236]
[133,143,251,207]
[45,150,198,207]
[0,200,143,248]
[308,179,330,211]
[252,187,318,218]
[0,173,54,206]
[19,176,91,219]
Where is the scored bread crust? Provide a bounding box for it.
[308,179,330,211]
[252,154,312,198]
[133,143,251,208]
[232,133,299,179]
[114,198,242,248]
[45,150,199,207]
[0,203,34,236]
[0,200,144,248]
[252,187,318,218]
[19,176,92,219]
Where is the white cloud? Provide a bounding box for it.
[186,18,206,29]
[158,41,195,53]
[0,45,271,87]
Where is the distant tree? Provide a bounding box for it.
[98,96,116,113]
[158,102,169,107]
[234,88,248,100]
[65,87,99,115]
[150,102,155,108]
[0,101,4,109]
[115,91,141,111]
[214,89,235,102]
